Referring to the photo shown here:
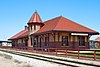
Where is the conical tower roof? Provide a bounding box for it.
[28,11,42,24]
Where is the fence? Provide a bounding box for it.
[25,48,100,61]
[3,47,100,61]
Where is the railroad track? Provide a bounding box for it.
[0,49,100,67]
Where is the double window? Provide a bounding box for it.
[62,36,68,46]
[30,25,36,31]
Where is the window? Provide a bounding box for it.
[34,25,36,30]
[45,37,49,46]
[31,25,32,30]
[79,36,85,46]
[62,36,68,46]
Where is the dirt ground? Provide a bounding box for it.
[0,56,34,67]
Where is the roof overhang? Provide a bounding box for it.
[27,22,44,25]
[32,30,99,36]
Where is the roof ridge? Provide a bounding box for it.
[44,16,61,23]
[53,16,63,30]
[36,16,62,33]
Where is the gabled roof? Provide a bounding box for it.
[8,29,28,40]
[28,11,42,24]
[94,37,100,42]
[36,16,98,34]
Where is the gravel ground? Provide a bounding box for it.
[0,56,34,67]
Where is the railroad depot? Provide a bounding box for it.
[9,11,99,49]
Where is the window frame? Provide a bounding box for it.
[62,36,68,46]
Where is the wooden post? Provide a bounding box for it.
[42,48,43,54]
[66,50,68,58]
[94,50,96,61]
[58,33,59,42]
[48,48,50,54]
[54,33,55,42]
[33,48,34,53]
[78,50,80,59]
[36,48,37,53]
[48,33,49,47]
[56,48,57,56]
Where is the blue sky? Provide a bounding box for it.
[0,0,100,40]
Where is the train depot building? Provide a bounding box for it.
[9,11,99,49]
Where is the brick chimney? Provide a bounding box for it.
[25,26,27,30]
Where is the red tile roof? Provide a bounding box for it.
[9,15,99,40]
[9,29,28,40]
[28,11,42,24]
[36,16,98,34]
[18,30,28,38]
